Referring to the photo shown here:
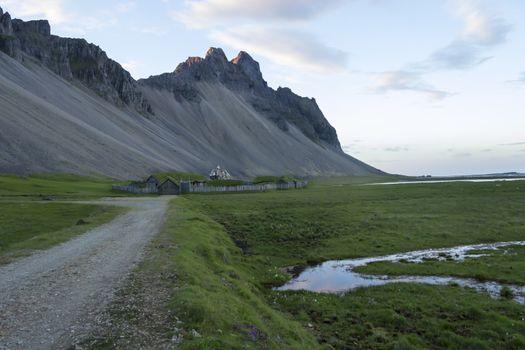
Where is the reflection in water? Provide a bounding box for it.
[276,241,525,304]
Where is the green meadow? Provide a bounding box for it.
[2,174,525,349]
[0,202,124,264]
[144,176,525,349]
[356,244,525,285]
[0,173,124,200]
[0,174,126,263]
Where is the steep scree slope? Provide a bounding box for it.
[0,8,381,178]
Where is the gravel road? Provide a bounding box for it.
[0,197,173,350]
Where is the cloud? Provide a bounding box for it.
[343,147,361,154]
[498,141,525,146]
[212,27,348,73]
[384,146,409,152]
[372,159,400,164]
[507,71,525,84]
[2,0,121,35]
[1,0,69,24]
[369,0,510,100]
[121,60,141,77]
[421,0,511,71]
[426,40,493,70]
[453,152,472,158]
[370,71,453,100]
[175,0,345,28]
[172,0,349,74]
[453,0,511,46]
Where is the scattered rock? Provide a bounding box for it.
[190,329,202,338]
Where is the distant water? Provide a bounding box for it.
[369,178,525,186]
[276,241,525,304]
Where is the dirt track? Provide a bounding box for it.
[0,197,172,350]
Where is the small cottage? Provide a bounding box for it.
[145,175,159,186]
[158,178,180,195]
[209,165,231,180]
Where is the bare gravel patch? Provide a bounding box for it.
[77,234,183,350]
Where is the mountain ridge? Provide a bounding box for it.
[0,6,382,178]
[140,47,343,151]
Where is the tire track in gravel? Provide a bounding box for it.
[0,196,173,350]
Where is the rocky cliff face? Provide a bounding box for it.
[0,7,13,35]
[0,8,20,59]
[0,6,151,113]
[141,48,342,151]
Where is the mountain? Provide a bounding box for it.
[0,7,382,179]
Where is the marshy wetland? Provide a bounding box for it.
[277,240,525,304]
[137,175,525,349]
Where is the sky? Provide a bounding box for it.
[2,0,524,176]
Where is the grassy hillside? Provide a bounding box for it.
[153,172,206,183]
[252,176,298,184]
[160,199,318,349]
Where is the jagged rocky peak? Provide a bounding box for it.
[167,47,266,85]
[141,47,342,152]
[143,47,268,95]
[205,47,227,61]
[175,56,203,73]
[231,51,264,84]
[202,47,233,74]
[0,6,13,36]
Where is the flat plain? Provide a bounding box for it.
[2,174,524,349]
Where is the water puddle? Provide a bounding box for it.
[276,241,525,304]
[368,178,525,186]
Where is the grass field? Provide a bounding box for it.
[150,176,525,349]
[0,174,126,201]
[3,174,524,348]
[356,244,525,285]
[0,174,128,263]
[0,202,125,264]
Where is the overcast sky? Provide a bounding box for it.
[2,0,524,175]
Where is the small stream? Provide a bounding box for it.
[276,241,525,304]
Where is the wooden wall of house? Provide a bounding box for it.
[159,181,180,195]
[181,181,308,194]
[112,180,307,195]
[112,183,158,194]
